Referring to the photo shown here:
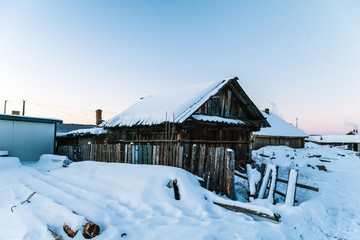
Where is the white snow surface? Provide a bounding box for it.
[1,143,360,239]
[192,114,245,125]
[101,79,229,127]
[56,127,107,137]
[310,134,360,143]
[254,111,308,137]
[0,150,9,156]
[0,157,22,169]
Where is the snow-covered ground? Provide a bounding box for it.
[0,143,359,239]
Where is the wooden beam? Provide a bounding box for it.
[214,202,280,222]
[235,172,319,192]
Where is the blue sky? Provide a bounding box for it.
[1,0,359,134]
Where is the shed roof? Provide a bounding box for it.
[253,111,308,137]
[0,114,63,124]
[309,135,360,144]
[101,77,269,128]
[57,128,107,137]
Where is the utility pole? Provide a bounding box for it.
[22,100,26,116]
[4,100,7,114]
[296,118,298,128]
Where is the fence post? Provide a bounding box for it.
[225,148,235,199]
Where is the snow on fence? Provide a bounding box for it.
[57,143,235,199]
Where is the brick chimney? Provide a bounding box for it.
[264,108,270,114]
[96,109,103,127]
[12,110,20,116]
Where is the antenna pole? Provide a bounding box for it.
[4,100,7,114]
[22,100,26,116]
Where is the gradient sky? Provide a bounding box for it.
[1,0,359,134]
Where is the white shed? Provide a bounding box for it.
[0,114,63,162]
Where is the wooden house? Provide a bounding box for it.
[101,77,270,166]
[252,109,309,150]
[307,135,360,152]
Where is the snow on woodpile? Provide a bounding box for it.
[56,127,107,137]
[101,79,230,127]
[254,111,308,137]
[310,134,360,143]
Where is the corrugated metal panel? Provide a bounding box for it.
[0,120,56,162]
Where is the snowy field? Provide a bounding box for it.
[0,143,360,239]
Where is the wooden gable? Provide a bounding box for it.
[192,79,266,125]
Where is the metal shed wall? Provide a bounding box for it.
[0,119,56,162]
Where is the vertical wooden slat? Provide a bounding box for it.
[178,146,184,168]
[190,144,198,174]
[152,145,158,165]
[198,146,206,178]
[183,144,190,171]
[208,147,216,191]
[218,147,225,195]
[225,148,235,199]
[214,147,223,193]
[148,145,153,165]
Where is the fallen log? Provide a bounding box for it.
[214,201,281,222]
[235,172,319,192]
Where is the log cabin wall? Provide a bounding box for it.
[252,136,306,150]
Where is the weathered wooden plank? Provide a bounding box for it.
[190,144,198,174]
[214,147,222,193]
[285,169,299,206]
[178,146,184,168]
[208,147,216,191]
[183,144,190,171]
[225,148,235,199]
[213,202,280,222]
[198,146,206,178]
[218,147,225,195]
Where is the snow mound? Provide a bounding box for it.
[0,157,22,169]
[30,154,72,171]
[0,150,9,156]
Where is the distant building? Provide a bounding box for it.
[57,127,107,145]
[0,114,62,162]
[307,135,360,152]
[345,129,359,135]
[252,109,309,150]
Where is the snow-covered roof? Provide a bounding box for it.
[56,128,107,137]
[309,135,360,143]
[102,78,268,128]
[191,114,245,125]
[253,111,308,137]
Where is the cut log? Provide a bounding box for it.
[83,221,100,239]
[72,211,100,239]
[214,202,280,222]
[63,224,78,238]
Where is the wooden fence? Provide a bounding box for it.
[57,143,235,199]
